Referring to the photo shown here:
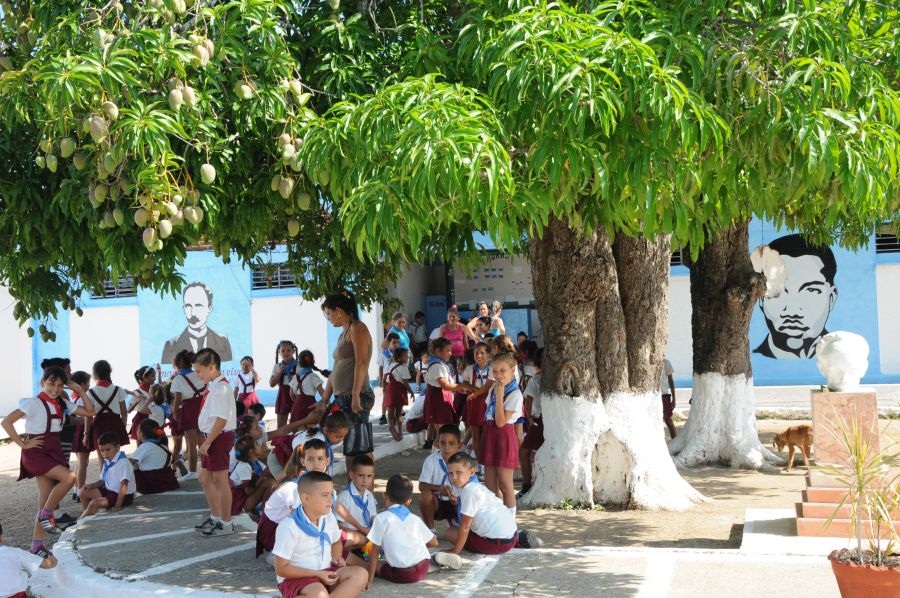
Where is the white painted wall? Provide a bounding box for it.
[876,264,900,374]
[0,285,34,415]
[666,275,693,381]
[251,295,330,374]
[387,264,429,318]
[69,305,141,387]
[360,306,383,382]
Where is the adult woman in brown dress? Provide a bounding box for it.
[320,290,375,465]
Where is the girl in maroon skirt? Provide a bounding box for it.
[128,365,157,441]
[1,366,95,556]
[70,370,94,500]
[423,338,474,449]
[86,360,131,458]
[170,350,206,481]
[289,350,325,425]
[461,342,492,459]
[480,352,523,512]
[383,347,414,441]
[233,356,261,410]
[131,418,179,494]
[269,340,299,430]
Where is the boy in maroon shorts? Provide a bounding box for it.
[78,431,135,517]
[273,472,367,598]
[192,349,237,537]
[418,424,462,531]
[444,452,543,554]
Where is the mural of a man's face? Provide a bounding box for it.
[183,285,212,331]
[760,254,837,351]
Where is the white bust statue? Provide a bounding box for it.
[816,332,869,391]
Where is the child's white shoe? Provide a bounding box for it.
[433,552,463,570]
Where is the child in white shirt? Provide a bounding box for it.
[0,521,57,596]
[79,432,136,517]
[336,457,377,534]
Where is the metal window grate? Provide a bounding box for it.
[670,248,683,266]
[875,232,900,253]
[252,263,298,290]
[91,275,136,299]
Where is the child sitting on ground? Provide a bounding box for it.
[79,432,135,517]
[336,456,377,538]
[273,472,367,598]
[347,475,461,588]
[444,452,543,555]
[0,521,58,598]
[418,424,462,532]
[130,418,179,495]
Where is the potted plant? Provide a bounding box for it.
[819,415,899,597]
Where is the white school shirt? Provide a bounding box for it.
[18,395,77,434]
[659,359,675,394]
[291,429,326,452]
[128,387,151,410]
[419,451,458,502]
[147,403,166,426]
[406,393,425,420]
[257,420,268,446]
[87,384,127,417]
[170,371,206,401]
[230,460,253,486]
[198,377,236,434]
[424,361,450,387]
[415,360,428,380]
[367,509,434,568]
[289,370,324,396]
[273,510,341,583]
[459,482,517,540]
[524,373,543,418]
[385,362,411,384]
[132,441,168,471]
[378,349,394,370]
[102,452,136,496]
[265,479,300,523]
[234,371,257,394]
[271,363,295,386]
[485,388,524,421]
[0,544,44,596]
[336,486,377,531]
[461,364,492,389]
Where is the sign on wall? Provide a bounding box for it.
[454,253,533,308]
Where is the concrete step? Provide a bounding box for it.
[796,502,850,519]
[796,516,900,539]
[802,487,850,503]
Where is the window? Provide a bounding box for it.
[670,248,684,267]
[91,275,136,299]
[875,232,900,254]
[252,263,297,290]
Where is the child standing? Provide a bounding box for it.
[348,475,461,588]
[1,367,95,555]
[423,338,474,450]
[461,342,491,461]
[0,521,58,598]
[270,340,299,430]
[661,357,677,439]
[193,348,237,537]
[289,351,325,425]
[128,365,157,440]
[518,348,544,499]
[418,424,462,531]
[481,352,522,512]
[336,456,377,538]
[70,370,94,502]
[234,356,262,410]
[272,472,367,598]
[87,360,130,453]
[414,351,428,395]
[444,452,542,554]
[131,418,179,495]
[79,432,136,517]
[377,332,401,426]
[170,350,206,482]
[382,347,414,441]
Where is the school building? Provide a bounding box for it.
[2,220,899,416]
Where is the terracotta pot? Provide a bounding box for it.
[828,550,900,598]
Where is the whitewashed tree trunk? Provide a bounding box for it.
[595,391,706,510]
[668,373,781,469]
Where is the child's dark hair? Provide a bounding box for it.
[392,347,409,361]
[249,403,266,419]
[438,423,462,440]
[386,332,400,342]
[71,370,91,386]
[41,365,68,384]
[174,349,195,369]
[298,470,333,494]
[192,348,221,369]
[534,347,544,369]
[322,411,350,431]
[473,341,490,355]
[139,418,166,442]
[234,436,255,463]
[241,355,254,365]
[478,316,492,327]
[97,431,120,446]
[134,365,153,384]
[40,357,70,370]
[150,383,169,405]
[304,438,328,454]
[491,351,518,369]
[430,337,451,354]
[490,334,516,355]
[298,350,321,372]
[236,414,257,439]
[236,400,247,418]
[448,451,476,468]
[93,359,112,380]
[385,474,413,505]
[414,311,425,319]
[321,289,360,320]
[350,454,375,472]
[276,340,298,364]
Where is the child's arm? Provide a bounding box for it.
[233,384,239,400]
[668,373,676,405]
[275,556,338,585]
[109,479,129,512]
[252,368,261,383]
[447,514,474,554]
[170,392,183,423]
[494,385,511,428]
[68,383,96,417]
[437,375,473,393]
[128,457,140,469]
[523,395,534,426]
[468,379,494,400]
[365,543,381,589]
[418,481,446,494]
[1,410,44,449]
[335,502,369,534]
[330,538,346,568]
[268,364,283,388]
[199,417,226,456]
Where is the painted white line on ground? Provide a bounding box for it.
[511,545,826,564]
[79,528,196,550]
[87,507,209,521]
[446,555,500,598]
[635,553,675,598]
[124,541,256,581]
[159,490,206,495]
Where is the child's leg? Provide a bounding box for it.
[519,447,533,488]
[296,583,328,597]
[444,524,460,544]
[214,470,232,523]
[244,478,274,514]
[184,429,199,473]
[343,529,367,549]
[80,495,110,518]
[75,452,89,490]
[33,476,55,542]
[199,468,221,519]
[331,566,368,598]
[515,423,524,446]
[79,486,103,510]
[484,465,499,497]
[471,425,482,460]
[276,412,287,430]
[43,465,76,512]
[171,434,184,467]
[419,488,437,529]
[497,467,516,509]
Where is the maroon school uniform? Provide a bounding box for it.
[274,360,298,416]
[18,393,70,480]
[479,385,521,470]
[380,559,430,584]
[174,373,205,432]
[289,371,317,424]
[236,372,260,410]
[424,361,455,425]
[89,383,130,448]
[255,512,278,557]
[134,441,180,495]
[463,366,490,426]
[383,363,409,409]
[128,385,152,440]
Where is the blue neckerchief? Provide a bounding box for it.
[474,364,490,385]
[437,455,450,487]
[387,504,411,521]
[290,505,330,563]
[485,379,520,420]
[348,484,373,528]
[456,474,480,524]
[281,359,298,379]
[381,348,392,360]
[296,367,313,380]
[251,460,264,477]
[289,472,306,484]
[161,403,172,418]
[102,451,126,487]
[178,368,192,376]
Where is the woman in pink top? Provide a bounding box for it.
[438,307,478,358]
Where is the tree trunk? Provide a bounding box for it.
[522,218,704,510]
[668,221,781,469]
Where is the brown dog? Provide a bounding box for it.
[773,425,813,471]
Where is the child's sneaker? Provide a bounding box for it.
[38,514,61,534]
[30,544,53,559]
[515,484,532,500]
[202,521,234,537]
[432,552,463,570]
[71,490,79,502]
[194,516,215,532]
[422,439,433,450]
[379,414,388,425]
[175,458,188,476]
[56,513,78,529]
[517,529,544,549]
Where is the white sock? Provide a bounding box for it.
[508,506,516,517]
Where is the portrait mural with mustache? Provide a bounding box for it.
[754,234,838,360]
[161,281,233,364]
